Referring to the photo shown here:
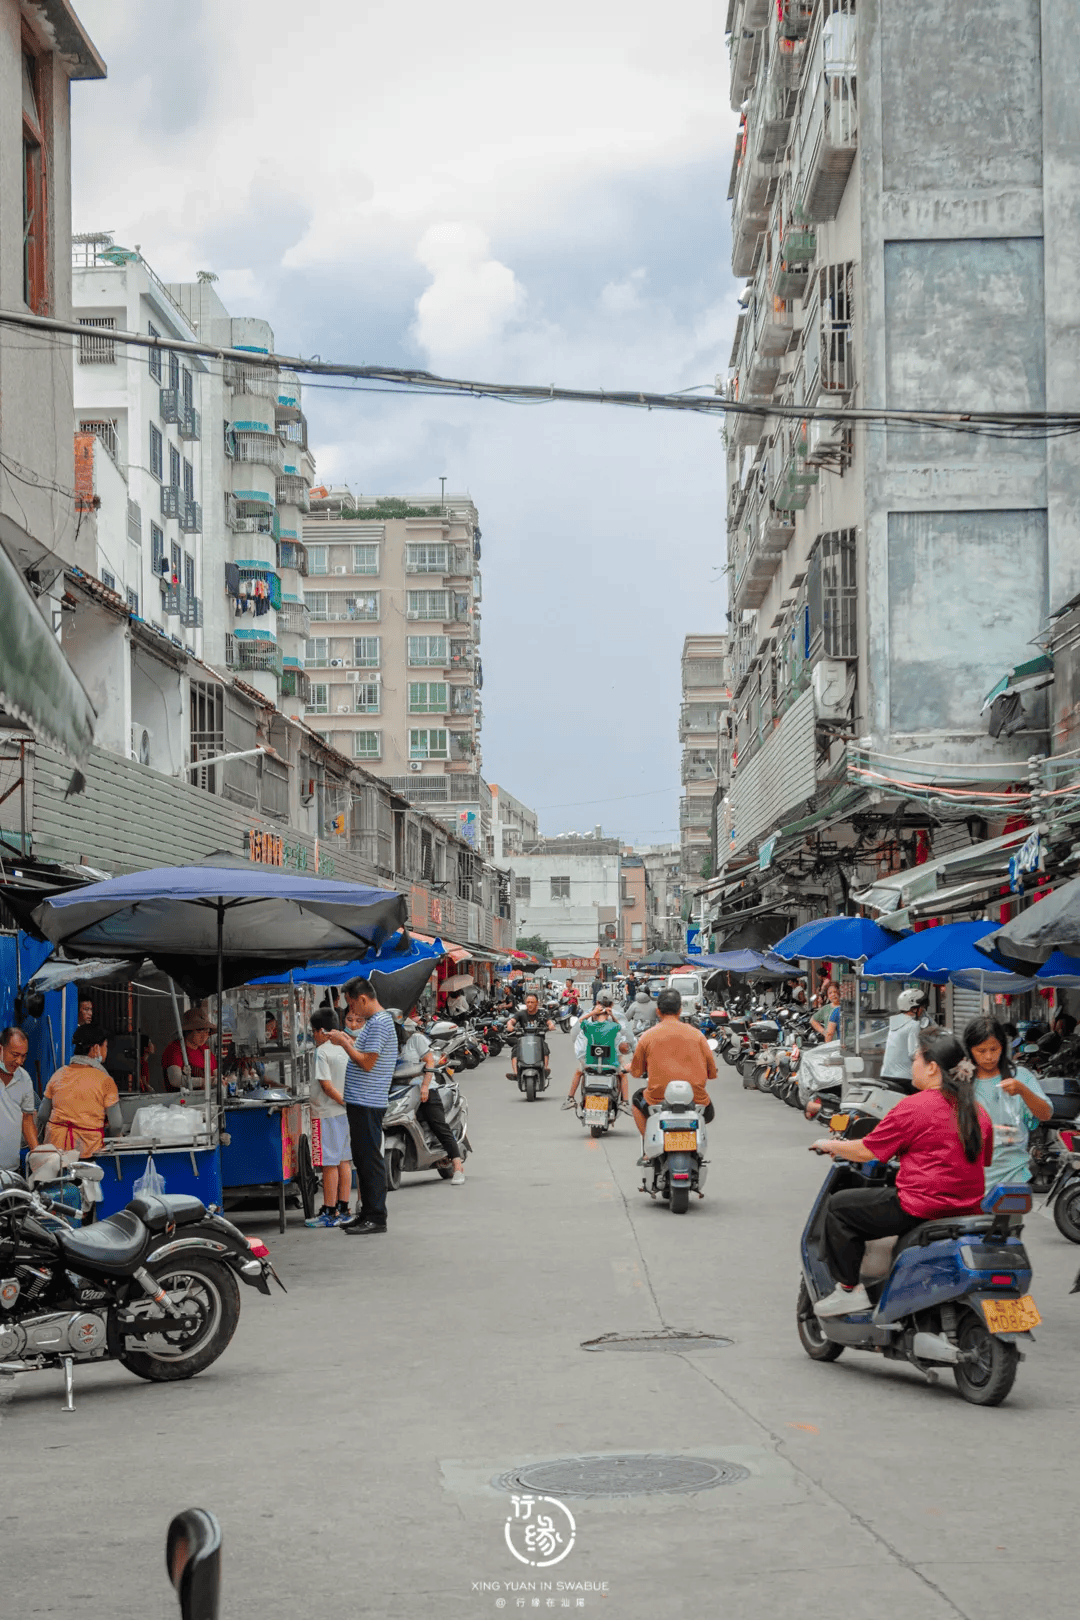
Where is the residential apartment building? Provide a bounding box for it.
[713,0,1080,935]
[679,634,730,884]
[619,853,647,960]
[489,783,539,863]
[635,844,683,951]
[509,836,622,964]
[302,487,488,847]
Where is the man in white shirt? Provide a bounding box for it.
[881,988,927,1086]
[394,1010,465,1184]
[305,1009,353,1227]
[0,1027,37,1172]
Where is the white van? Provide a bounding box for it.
[666,972,704,1019]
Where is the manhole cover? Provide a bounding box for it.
[492,1455,749,1499]
[581,1330,733,1353]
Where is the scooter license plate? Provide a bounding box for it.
[663,1130,698,1152]
[584,1097,609,1112]
[980,1294,1041,1334]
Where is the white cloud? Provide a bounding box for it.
[412,224,525,367]
[600,268,648,316]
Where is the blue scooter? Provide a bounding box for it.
[798,1130,1040,1406]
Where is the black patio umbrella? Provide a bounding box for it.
[980,877,1080,963]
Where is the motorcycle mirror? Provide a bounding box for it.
[166,1509,222,1620]
[569,1016,579,1028]
[707,1038,718,1050]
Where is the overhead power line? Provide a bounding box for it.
[3,307,1079,439]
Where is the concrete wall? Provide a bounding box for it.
[508,850,620,957]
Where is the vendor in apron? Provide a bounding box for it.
[38,1024,123,1158]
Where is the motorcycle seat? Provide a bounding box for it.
[125,1193,206,1232]
[58,1209,147,1270]
[894,1214,995,1255]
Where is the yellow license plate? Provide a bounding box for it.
[663,1131,698,1151]
[584,1097,608,1112]
[980,1294,1041,1334]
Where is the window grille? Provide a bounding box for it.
[408,635,448,666]
[309,683,329,715]
[353,637,380,666]
[515,877,531,901]
[407,590,449,620]
[409,729,448,760]
[408,682,448,714]
[169,445,181,488]
[149,423,163,480]
[808,528,858,657]
[78,317,115,365]
[148,324,162,382]
[353,731,381,760]
[354,680,381,714]
[352,544,379,574]
[406,543,448,573]
[550,876,570,899]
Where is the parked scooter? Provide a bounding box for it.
[381,1062,471,1189]
[0,1170,281,1410]
[639,1080,709,1214]
[798,1132,1039,1405]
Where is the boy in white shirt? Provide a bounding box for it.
[305,1009,354,1227]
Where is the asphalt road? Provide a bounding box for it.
[5,1032,1078,1620]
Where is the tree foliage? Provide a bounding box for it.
[515,934,552,958]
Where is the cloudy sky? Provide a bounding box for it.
[71,0,739,845]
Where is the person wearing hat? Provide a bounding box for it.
[161,1008,218,1091]
[881,988,928,1087]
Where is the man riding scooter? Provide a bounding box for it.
[564,1002,633,1112]
[506,993,556,1085]
[628,988,716,1159]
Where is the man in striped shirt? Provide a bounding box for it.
[329,977,399,1235]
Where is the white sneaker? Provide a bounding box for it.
[451,1170,465,1185]
[814,1284,871,1319]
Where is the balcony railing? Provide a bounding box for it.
[679,801,713,829]
[305,590,379,623]
[277,539,309,576]
[160,484,182,520]
[179,499,201,534]
[160,584,203,628]
[278,599,311,640]
[178,405,201,441]
[276,475,311,512]
[794,7,858,223]
[280,667,311,703]
[228,431,287,474]
[160,387,181,424]
[225,634,282,679]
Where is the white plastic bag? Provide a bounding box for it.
[133,1155,166,1198]
[157,1109,203,1142]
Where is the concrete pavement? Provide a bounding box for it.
[4,1031,1077,1620]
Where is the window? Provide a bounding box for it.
[308,545,328,575]
[168,350,180,391]
[407,589,449,620]
[353,636,380,667]
[515,877,531,902]
[126,588,140,616]
[101,570,116,592]
[170,540,181,583]
[352,544,379,574]
[450,686,473,715]
[409,728,448,760]
[184,554,195,596]
[78,317,116,366]
[182,368,193,408]
[408,635,447,666]
[151,523,165,575]
[550,876,570,899]
[182,457,194,500]
[148,324,162,382]
[631,922,643,947]
[169,445,181,488]
[353,731,381,760]
[406,543,448,573]
[309,683,329,715]
[149,424,163,480]
[808,528,858,658]
[408,681,447,714]
[22,49,46,313]
[346,592,379,620]
[305,591,327,621]
[354,680,380,714]
[305,636,328,666]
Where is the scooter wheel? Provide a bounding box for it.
[721,1047,740,1067]
[951,1308,1019,1406]
[525,1073,537,1102]
[590,1124,607,1139]
[1053,1178,1080,1244]
[796,1280,844,1362]
[670,1187,690,1214]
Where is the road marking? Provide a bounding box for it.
[786,1423,819,1434]
[585,1136,600,1151]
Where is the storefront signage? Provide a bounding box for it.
[244,830,336,878]
[552,957,597,970]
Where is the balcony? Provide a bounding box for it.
[679,704,720,743]
[225,635,282,680]
[679,801,713,830]
[160,584,203,628]
[276,475,310,512]
[179,499,201,534]
[278,599,311,640]
[280,667,311,703]
[160,387,181,424]
[178,405,201,442]
[731,150,777,279]
[794,13,858,223]
[277,539,309,576]
[682,751,718,784]
[160,484,182,520]
[305,589,379,623]
[772,228,817,298]
[227,493,277,536]
[681,657,727,690]
[229,431,287,475]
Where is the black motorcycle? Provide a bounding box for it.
[0,1170,281,1408]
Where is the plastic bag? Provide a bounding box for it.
[133,1155,166,1198]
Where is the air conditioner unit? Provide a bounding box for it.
[329,658,345,667]
[233,518,257,533]
[409,761,424,772]
[334,565,348,575]
[130,725,152,766]
[336,704,351,713]
[346,671,362,683]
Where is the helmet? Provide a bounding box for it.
[597,991,613,1006]
[663,1080,695,1109]
[636,990,650,1002]
[897,988,926,1012]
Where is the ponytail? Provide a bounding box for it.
[917,1025,983,1163]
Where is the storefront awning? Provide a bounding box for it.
[853,825,1041,920]
[982,653,1053,711]
[0,541,95,763]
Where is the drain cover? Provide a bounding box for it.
[581,1330,733,1353]
[492,1455,749,1499]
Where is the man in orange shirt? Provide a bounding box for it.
[629,988,717,1146]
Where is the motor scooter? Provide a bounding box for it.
[512,1030,549,1102]
[799,1131,1039,1405]
[639,1080,709,1214]
[381,1062,471,1189]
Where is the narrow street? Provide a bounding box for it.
[6,1032,1076,1620]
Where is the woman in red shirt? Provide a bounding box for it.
[810,1026,993,1318]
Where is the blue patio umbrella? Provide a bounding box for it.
[694,949,771,974]
[1034,951,1080,988]
[860,920,1017,981]
[251,934,445,1011]
[772,916,902,963]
